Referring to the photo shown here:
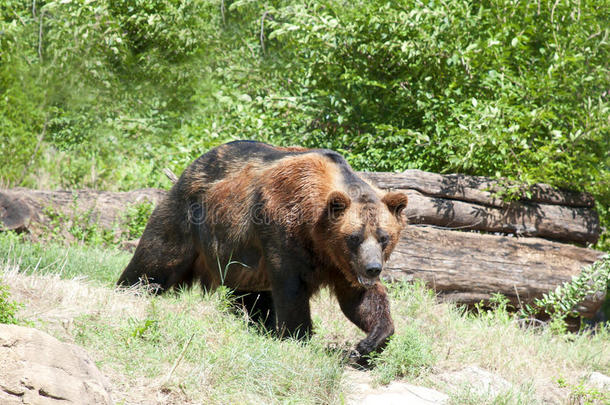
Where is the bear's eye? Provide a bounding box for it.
[346,233,363,250]
[378,233,390,249]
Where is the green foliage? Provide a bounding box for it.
[0,282,21,324]
[520,257,610,329]
[257,1,609,179]
[122,201,155,240]
[370,323,436,384]
[0,0,608,249]
[473,292,514,326]
[126,299,161,343]
[557,378,610,405]
[40,197,155,247]
[128,318,159,340]
[42,199,115,247]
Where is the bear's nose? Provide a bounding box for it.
[365,263,382,278]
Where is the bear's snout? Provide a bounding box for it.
[354,236,383,287]
[365,263,382,278]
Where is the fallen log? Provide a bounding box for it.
[383,226,606,317]
[0,188,165,240]
[402,191,599,244]
[360,171,600,244]
[361,170,595,208]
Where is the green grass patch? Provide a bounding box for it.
[371,323,436,384]
[73,288,345,404]
[0,282,21,324]
[0,232,129,285]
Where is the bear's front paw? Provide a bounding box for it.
[347,349,361,361]
[346,349,374,370]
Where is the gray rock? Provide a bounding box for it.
[434,365,512,397]
[346,369,448,405]
[587,372,610,392]
[0,324,112,405]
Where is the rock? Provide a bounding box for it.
[346,369,448,405]
[433,366,512,397]
[0,324,112,405]
[0,193,31,232]
[587,372,610,391]
[355,383,449,405]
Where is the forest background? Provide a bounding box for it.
[1,0,608,251]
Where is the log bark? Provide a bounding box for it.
[403,191,599,244]
[360,171,600,244]
[383,226,606,317]
[360,170,595,208]
[0,188,165,240]
[0,193,32,232]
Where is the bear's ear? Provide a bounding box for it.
[382,191,408,218]
[326,190,351,218]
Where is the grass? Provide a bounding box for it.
[1,234,609,404]
[370,323,436,384]
[0,232,129,285]
[71,289,345,404]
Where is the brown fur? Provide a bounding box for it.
[117,141,408,364]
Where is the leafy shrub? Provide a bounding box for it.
[122,201,155,240]
[42,199,115,247]
[0,283,20,325]
[520,257,610,329]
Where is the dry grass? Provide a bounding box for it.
[1,236,609,404]
[1,265,345,404]
[311,282,610,404]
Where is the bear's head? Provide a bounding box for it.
[320,188,408,287]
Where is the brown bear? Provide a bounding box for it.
[117,140,408,362]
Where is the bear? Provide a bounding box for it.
[117,140,408,362]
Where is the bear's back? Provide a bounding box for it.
[179,140,354,192]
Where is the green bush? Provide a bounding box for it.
[1,0,608,249]
[261,1,608,181]
[122,201,155,240]
[520,257,610,330]
[0,282,20,325]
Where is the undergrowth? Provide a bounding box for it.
[0,282,21,324]
[520,257,610,333]
[38,198,154,247]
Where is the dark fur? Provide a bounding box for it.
[117,140,407,362]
